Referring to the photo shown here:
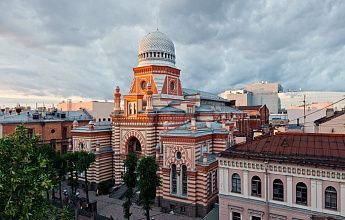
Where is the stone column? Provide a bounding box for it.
[287,175,293,206]
[316,179,323,211]
[340,182,345,216]
[311,179,317,210]
[243,170,248,198]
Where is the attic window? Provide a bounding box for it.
[281,139,289,147]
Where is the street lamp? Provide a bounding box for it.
[63,188,68,205]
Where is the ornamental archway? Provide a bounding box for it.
[122,130,145,155]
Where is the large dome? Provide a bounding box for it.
[137,30,176,67]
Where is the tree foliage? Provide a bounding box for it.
[122,153,139,220]
[137,156,161,220]
[0,124,54,219]
[76,150,96,200]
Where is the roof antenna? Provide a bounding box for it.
[156,19,159,31]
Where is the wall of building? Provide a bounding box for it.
[315,113,345,134]
[287,102,332,133]
[218,157,345,220]
[58,101,113,122]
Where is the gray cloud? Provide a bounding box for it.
[1,0,345,107]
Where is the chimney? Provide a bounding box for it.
[96,140,100,153]
[114,86,122,113]
[93,117,96,123]
[163,121,169,132]
[67,99,72,111]
[146,83,154,112]
[191,118,197,133]
[89,121,94,130]
[72,120,79,129]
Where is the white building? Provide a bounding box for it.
[57,100,114,122]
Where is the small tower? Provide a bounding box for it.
[114,86,122,113]
[146,83,154,112]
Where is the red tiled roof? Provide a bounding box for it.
[220,132,345,166]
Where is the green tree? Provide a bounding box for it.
[64,152,80,194]
[76,150,96,200]
[0,124,53,219]
[122,153,139,220]
[137,156,161,220]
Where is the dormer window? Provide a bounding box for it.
[170,81,175,91]
[141,81,147,90]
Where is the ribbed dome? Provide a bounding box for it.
[137,30,176,67]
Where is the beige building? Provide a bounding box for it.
[219,82,283,114]
[314,111,345,134]
[287,102,333,133]
[57,100,114,122]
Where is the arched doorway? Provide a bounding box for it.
[128,137,142,154]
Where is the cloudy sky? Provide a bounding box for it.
[1,0,345,108]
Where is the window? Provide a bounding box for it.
[232,212,241,220]
[273,179,284,201]
[62,126,68,139]
[176,151,182,160]
[79,142,84,150]
[62,145,67,155]
[170,81,175,91]
[171,164,177,194]
[50,139,56,149]
[251,176,261,197]
[296,182,307,205]
[103,118,106,121]
[180,206,186,212]
[215,169,218,191]
[252,217,261,220]
[209,172,213,195]
[182,165,187,196]
[141,81,147,90]
[232,173,241,193]
[325,186,337,210]
[129,103,132,115]
[108,118,111,121]
[51,129,56,134]
[27,128,33,138]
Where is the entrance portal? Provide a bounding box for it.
[128,137,142,154]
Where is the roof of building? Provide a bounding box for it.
[161,121,228,137]
[138,30,176,68]
[238,105,264,111]
[0,110,93,124]
[71,121,112,133]
[314,111,345,126]
[219,132,345,166]
[183,88,230,102]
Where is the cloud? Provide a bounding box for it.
[0,0,345,108]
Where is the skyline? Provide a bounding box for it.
[1,0,345,107]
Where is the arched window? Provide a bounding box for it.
[296,182,307,205]
[209,172,213,195]
[171,164,177,194]
[273,179,284,201]
[133,103,136,114]
[182,165,187,196]
[128,103,132,115]
[232,173,241,193]
[251,176,261,196]
[215,169,218,191]
[325,186,337,210]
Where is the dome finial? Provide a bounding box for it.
[156,19,159,31]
